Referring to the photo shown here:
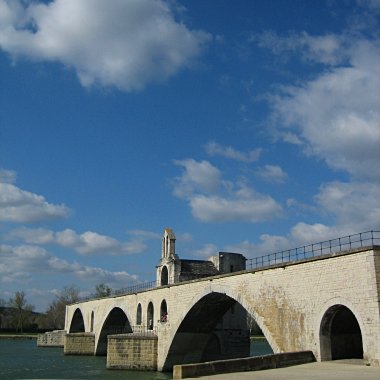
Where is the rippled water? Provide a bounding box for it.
[0,337,272,379]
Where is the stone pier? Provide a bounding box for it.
[64,332,95,355]
[107,333,158,370]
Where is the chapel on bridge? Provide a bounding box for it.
[156,227,246,286]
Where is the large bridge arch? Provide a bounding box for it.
[317,298,366,362]
[95,306,132,355]
[161,284,279,371]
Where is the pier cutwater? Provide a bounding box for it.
[38,228,380,373]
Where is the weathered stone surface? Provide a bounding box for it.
[107,334,158,370]
[37,330,66,347]
[65,247,380,370]
[173,350,316,379]
[64,333,95,355]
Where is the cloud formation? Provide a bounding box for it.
[0,0,211,91]
[256,165,288,184]
[0,170,70,223]
[0,243,138,286]
[8,227,147,256]
[265,35,380,182]
[205,141,262,163]
[172,159,282,223]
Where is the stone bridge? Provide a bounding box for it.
[64,229,380,371]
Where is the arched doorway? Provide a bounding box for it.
[69,308,85,333]
[161,266,168,286]
[320,304,363,360]
[96,307,132,355]
[147,302,154,330]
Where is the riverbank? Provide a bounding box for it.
[196,361,380,380]
[0,334,37,339]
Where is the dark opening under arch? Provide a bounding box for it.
[96,307,132,356]
[320,304,363,361]
[69,308,85,333]
[161,266,169,286]
[163,292,253,371]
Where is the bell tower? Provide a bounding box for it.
[156,228,180,285]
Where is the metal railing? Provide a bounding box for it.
[246,230,380,270]
[78,230,379,302]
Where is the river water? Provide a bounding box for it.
[0,338,272,379]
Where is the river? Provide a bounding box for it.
[0,337,272,379]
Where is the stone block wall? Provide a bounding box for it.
[37,330,66,347]
[107,334,158,370]
[64,332,95,355]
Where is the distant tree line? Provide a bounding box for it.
[0,283,112,332]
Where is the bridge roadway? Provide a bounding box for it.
[64,245,380,372]
[196,361,380,380]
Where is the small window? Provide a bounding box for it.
[136,303,142,325]
[147,302,154,330]
[160,299,168,322]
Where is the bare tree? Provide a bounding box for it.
[44,286,80,329]
[95,283,112,297]
[8,291,34,332]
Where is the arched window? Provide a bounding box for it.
[147,302,154,330]
[90,311,94,332]
[161,266,169,286]
[136,303,142,325]
[160,299,168,322]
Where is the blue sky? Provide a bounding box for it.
[0,0,379,311]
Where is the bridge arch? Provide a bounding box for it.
[95,306,132,355]
[319,302,364,361]
[69,308,85,333]
[161,284,279,371]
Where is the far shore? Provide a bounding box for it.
[0,334,37,339]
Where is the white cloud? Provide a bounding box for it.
[269,38,380,182]
[173,159,222,198]
[172,159,283,223]
[315,181,380,231]
[205,141,262,163]
[254,31,347,65]
[8,227,146,256]
[0,183,70,223]
[189,193,282,223]
[0,243,138,285]
[0,168,17,184]
[0,0,211,91]
[256,164,288,184]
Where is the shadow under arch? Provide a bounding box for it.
[69,308,85,333]
[162,291,271,371]
[95,307,132,356]
[320,304,363,361]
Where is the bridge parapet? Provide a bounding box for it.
[247,230,380,269]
